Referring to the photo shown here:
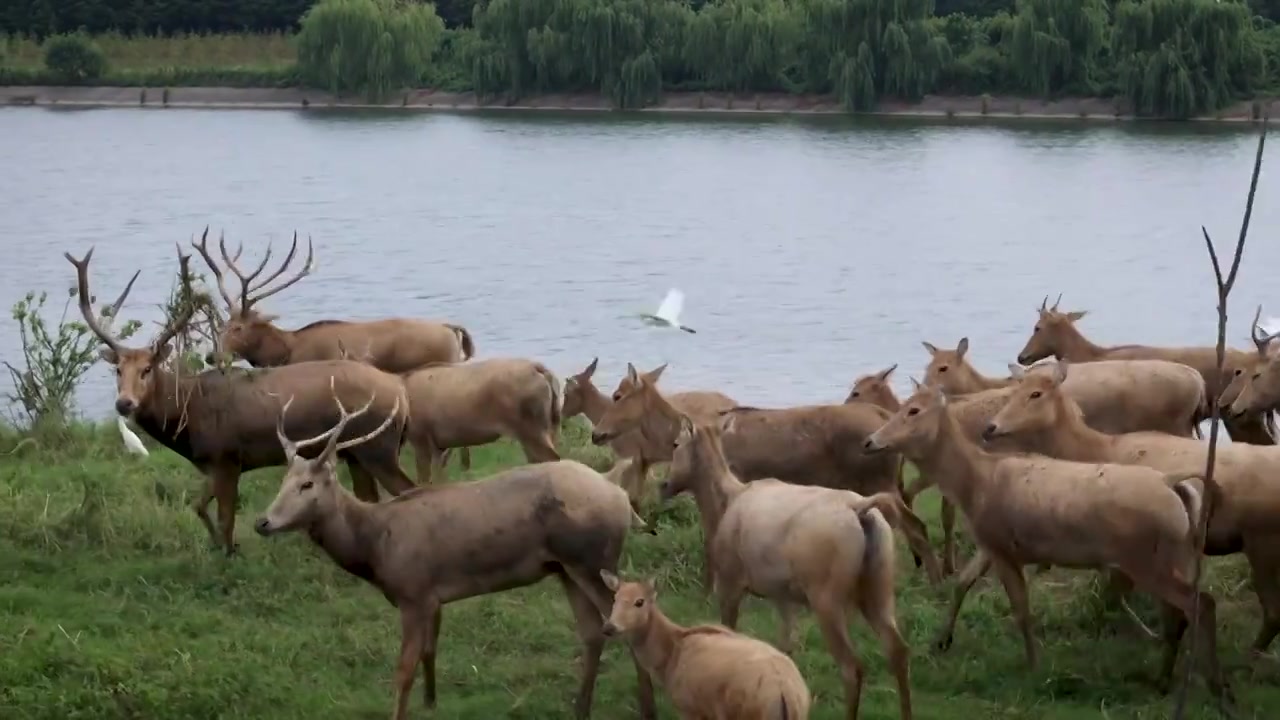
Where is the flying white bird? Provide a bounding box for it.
[639,288,696,334]
[117,415,149,457]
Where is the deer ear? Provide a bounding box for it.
[956,337,969,357]
[1066,311,1087,322]
[625,363,639,385]
[600,570,620,592]
[921,341,939,355]
[645,363,668,384]
[584,357,598,378]
[99,347,120,364]
[1008,363,1026,380]
[718,410,736,434]
[1053,360,1069,385]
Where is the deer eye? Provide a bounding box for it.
[141,366,153,377]
[849,391,860,398]
[1235,369,1244,376]
[907,408,920,416]
[1033,326,1041,333]
[1029,391,1042,400]
[300,480,314,491]
[633,598,645,608]
[1253,373,1262,381]
[612,392,623,402]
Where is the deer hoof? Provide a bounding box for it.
[933,634,953,654]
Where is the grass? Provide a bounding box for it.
[0,417,1277,719]
[0,32,299,87]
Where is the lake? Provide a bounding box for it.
[0,106,1276,423]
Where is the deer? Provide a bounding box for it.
[253,384,658,720]
[599,570,813,720]
[399,357,563,483]
[1015,294,1274,445]
[592,363,941,588]
[656,416,911,720]
[922,336,1206,438]
[565,358,737,504]
[863,381,1231,704]
[67,246,419,555]
[992,358,1280,658]
[192,228,478,471]
[1217,307,1276,417]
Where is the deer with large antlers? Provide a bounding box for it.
[193,227,479,470]
[1016,294,1275,445]
[254,382,657,720]
[68,246,418,555]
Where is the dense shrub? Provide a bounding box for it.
[296,0,445,101]
[43,32,108,81]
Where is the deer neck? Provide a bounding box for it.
[688,453,745,541]
[912,408,991,511]
[957,365,1011,393]
[580,384,613,424]
[249,326,294,367]
[1054,327,1107,362]
[630,607,683,682]
[134,369,197,443]
[1040,397,1116,462]
[307,491,387,588]
[638,391,682,450]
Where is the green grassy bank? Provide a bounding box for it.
[0,418,1276,719]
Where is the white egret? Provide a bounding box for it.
[639,288,696,334]
[117,415,149,457]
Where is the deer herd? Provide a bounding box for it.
[63,228,1280,720]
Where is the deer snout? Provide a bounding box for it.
[601,620,620,637]
[981,423,1001,441]
[1015,352,1032,365]
[114,397,138,416]
[253,517,274,537]
[590,431,613,446]
[862,436,884,453]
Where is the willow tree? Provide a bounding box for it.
[296,0,446,102]
[1112,0,1267,119]
[471,0,693,108]
[795,0,953,111]
[683,0,801,92]
[1006,0,1108,95]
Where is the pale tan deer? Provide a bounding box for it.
[1015,294,1273,444]
[656,416,912,720]
[864,381,1230,703]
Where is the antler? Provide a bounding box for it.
[191,226,238,311]
[274,376,399,463]
[1251,303,1280,351]
[217,231,314,315]
[63,247,140,354]
[1050,293,1063,311]
[153,245,198,353]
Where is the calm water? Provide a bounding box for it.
[0,107,1276,420]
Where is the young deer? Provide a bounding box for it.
[600,571,812,720]
[254,385,656,720]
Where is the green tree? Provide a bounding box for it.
[296,0,445,101]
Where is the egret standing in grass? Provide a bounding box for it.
[116,415,149,457]
[639,288,697,334]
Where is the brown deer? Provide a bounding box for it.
[592,364,941,587]
[923,336,1206,437]
[254,386,656,720]
[399,357,562,483]
[600,570,813,720]
[864,381,1230,703]
[1015,294,1274,444]
[68,246,417,555]
[1217,306,1276,415]
[994,359,1280,658]
[193,228,477,469]
[566,359,737,503]
[657,416,911,720]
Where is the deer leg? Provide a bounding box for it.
[934,550,992,653]
[902,471,933,509]
[459,446,472,470]
[211,466,241,556]
[517,433,561,464]
[190,474,219,546]
[811,595,865,720]
[356,453,417,497]
[392,605,427,720]
[557,572,607,719]
[991,556,1037,667]
[773,600,798,656]
[1245,539,1280,656]
[894,501,941,585]
[858,583,912,720]
[940,499,957,577]
[345,460,380,503]
[420,600,442,708]
[714,569,747,630]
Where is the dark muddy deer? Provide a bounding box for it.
[192,227,478,470]
[68,246,417,555]
[254,384,656,720]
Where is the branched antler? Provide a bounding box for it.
[1172,118,1268,720]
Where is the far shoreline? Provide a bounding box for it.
[2,85,1276,124]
